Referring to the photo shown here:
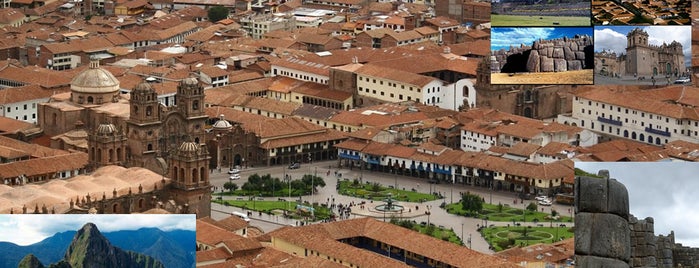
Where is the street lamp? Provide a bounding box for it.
[468,234,472,249]
[461,223,464,246]
[426,205,432,226]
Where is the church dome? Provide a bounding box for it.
[96,123,117,135]
[71,60,120,94]
[178,141,199,152]
[212,114,232,130]
[183,77,198,86]
[132,81,154,93]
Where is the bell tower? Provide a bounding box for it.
[127,81,162,168]
[176,78,207,146]
[168,141,211,218]
[88,123,127,169]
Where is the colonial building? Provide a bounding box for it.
[594,28,686,78]
[35,60,212,217]
[558,85,699,146]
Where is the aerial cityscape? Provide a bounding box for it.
[0,0,697,267]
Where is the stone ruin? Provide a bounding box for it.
[492,35,593,73]
[576,171,699,267]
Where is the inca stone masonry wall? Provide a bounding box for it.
[576,173,699,268]
[492,35,593,73]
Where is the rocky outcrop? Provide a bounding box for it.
[576,172,699,267]
[17,254,44,268]
[575,176,631,267]
[19,223,164,268]
[492,35,593,73]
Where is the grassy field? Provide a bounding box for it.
[492,14,591,26]
[337,180,438,202]
[391,219,464,246]
[445,203,573,223]
[492,70,593,85]
[481,226,575,251]
[212,199,333,220]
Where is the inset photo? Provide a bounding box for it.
[594,26,691,85]
[592,0,691,25]
[0,214,195,268]
[574,162,699,267]
[491,27,594,85]
[492,0,591,27]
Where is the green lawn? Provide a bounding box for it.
[491,14,591,26]
[214,188,306,197]
[481,226,574,251]
[445,203,573,223]
[337,180,438,202]
[212,199,333,220]
[391,219,463,246]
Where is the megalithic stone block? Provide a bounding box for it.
[564,46,576,60]
[576,255,630,268]
[554,59,567,72]
[607,179,630,219]
[541,56,554,72]
[568,60,582,71]
[576,176,608,213]
[526,50,540,72]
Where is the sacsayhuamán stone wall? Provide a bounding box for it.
[492,35,593,73]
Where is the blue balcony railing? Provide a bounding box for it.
[597,116,622,126]
[645,127,671,137]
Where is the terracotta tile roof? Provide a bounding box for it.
[270,217,519,268]
[663,140,699,161]
[575,85,699,120]
[200,216,248,232]
[0,9,25,24]
[242,97,302,116]
[355,63,438,88]
[333,139,370,151]
[296,33,335,45]
[537,142,575,157]
[507,142,541,157]
[577,139,663,161]
[0,63,71,88]
[261,128,346,149]
[0,152,87,179]
[205,106,271,126]
[0,84,56,104]
[289,83,352,102]
[195,247,230,263]
[228,70,264,84]
[0,117,35,136]
[0,145,29,159]
[425,16,460,28]
[200,65,229,78]
[197,219,242,246]
[249,117,326,139]
[148,21,200,41]
[271,57,331,77]
[0,136,68,158]
[291,104,341,121]
[414,26,439,35]
[186,24,225,43]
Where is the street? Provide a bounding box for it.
[208,160,574,254]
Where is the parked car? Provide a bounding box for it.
[227,168,240,174]
[288,162,300,169]
[229,174,241,180]
[538,199,552,206]
[535,195,548,201]
[675,77,691,84]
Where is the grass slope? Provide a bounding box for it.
[492,14,591,26]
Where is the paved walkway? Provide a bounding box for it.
[210,160,575,254]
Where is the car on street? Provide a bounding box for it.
[227,168,240,174]
[288,162,300,169]
[675,77,691,84]
[229,174,241,180]
[535,195,548,201]
[538,199,552,206]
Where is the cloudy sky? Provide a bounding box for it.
[0,214,195,246]
[491,27,593,51]
[576,162,699,247]
[594,26,691,66]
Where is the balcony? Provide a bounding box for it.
[645,127,671,137]
[597,116,622,126]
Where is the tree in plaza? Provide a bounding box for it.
[223,182,238,192]
[461,192,484,214]
[301,174,325,194]
[526,202,538,214]
[207,6,229,22]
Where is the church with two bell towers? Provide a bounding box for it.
[39,59,212,217]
